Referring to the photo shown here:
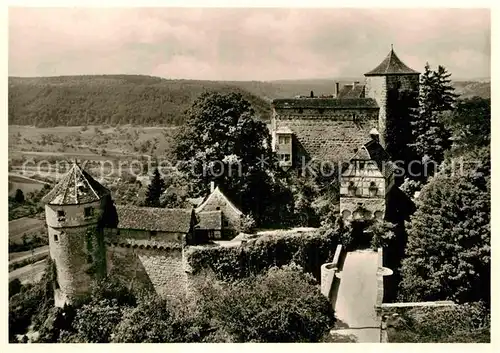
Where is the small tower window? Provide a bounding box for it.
[57,210,66,221]
[84,207,94,218]
[54,233,59,242]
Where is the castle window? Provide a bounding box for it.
[348,181,356,196]
[84,207,93,218]
[278,135,291,145]
[358,161,365,169]
[54,233,59,242]
[223,219,229,227]
[280,154,291,162]
[297,108,303,114]
[57,210,66,221]
[216,206,221,210]
[369,181,378,196]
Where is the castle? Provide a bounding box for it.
[42,47,419,307]
[42,163,244,307]
[271,47,419,221]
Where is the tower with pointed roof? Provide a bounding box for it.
[364,46,420,153]
[42,162,110,307]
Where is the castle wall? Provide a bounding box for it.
[106,245,188,299]
[365,76,388,147]
[48,225,96,305]
[106,227,185,243]
[365,75,419,153]
[45,201,101,229]
[46,200,106,306]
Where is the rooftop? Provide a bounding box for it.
[41,162,109,205]
[114,205,194,233]
[272,98,378,109]
[365,48,419,76]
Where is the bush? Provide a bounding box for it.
[14,189,25,203]
[186,230,338,282]
[9,260,54,342]
[387,302,490,343]
[196,264,335,342]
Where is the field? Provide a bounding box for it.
[9,125,179,161]
[8,217,46,245]
[8,174,49,196]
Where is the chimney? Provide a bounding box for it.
[334,82,340,98]
[310,90,314,98]
[210,181,215,193]
[369,128,380,142]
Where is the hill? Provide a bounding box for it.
[8,75,490,127]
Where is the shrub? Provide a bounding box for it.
[387,302,490,343]
[196,264,336,342]
[186,230,338,282]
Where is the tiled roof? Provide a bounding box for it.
[197,210,222,230]
[41,162,109,205]
[275,119,378,163]
[347,140,395,178]
[365,49,419,76]
[272,98,378,109]
[337,84,366,99]
[115,205,194,233]
[196,187,243,216]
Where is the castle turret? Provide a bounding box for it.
[42,162,110,307]
[364,46,420,157]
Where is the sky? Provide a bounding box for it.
[8,7,491,81]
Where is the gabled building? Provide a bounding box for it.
[339,131,396,222]
[195,182,244,240]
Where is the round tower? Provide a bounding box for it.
[42,162,110,307]
[364,46,420,160]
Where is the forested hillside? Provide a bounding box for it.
[8,75,490,127]
[8,75,272,127]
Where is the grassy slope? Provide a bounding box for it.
[8,75,490,128]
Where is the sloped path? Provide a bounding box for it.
[332,249,381,342]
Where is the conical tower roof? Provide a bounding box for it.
[42,162,109,205]
[365,47,419,76]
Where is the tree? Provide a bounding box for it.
[409,64,458,175]
[14,189,25,203]
[446,97,490,153]
[144,168,166,207]
[399,147,490,304]
[175,91,292,226]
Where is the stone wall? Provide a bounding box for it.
[48,225,97,306]
[365,75,419,151]
[105,227,185,243]
[106,244,188,298]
